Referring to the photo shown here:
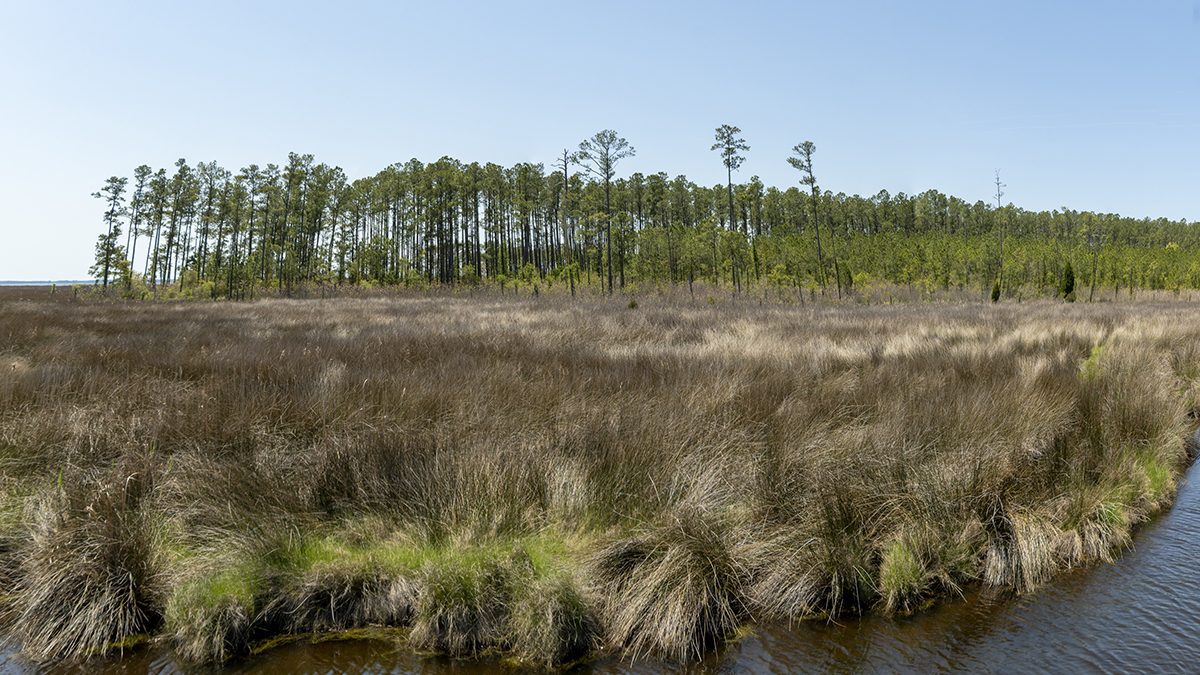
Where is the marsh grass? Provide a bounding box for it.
[586,505,748,660]
[0,292,1197,667]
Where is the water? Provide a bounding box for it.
[4,461,1199,674]
[0,281,91,287]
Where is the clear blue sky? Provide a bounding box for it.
[2,1,1199,279]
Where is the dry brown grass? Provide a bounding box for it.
[0,291,1196,667]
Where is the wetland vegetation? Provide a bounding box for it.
[1,288,1196,668]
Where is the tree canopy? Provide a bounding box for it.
[89,132,1200,300]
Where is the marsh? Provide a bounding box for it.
[0,291,1196,668]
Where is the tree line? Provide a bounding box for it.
[89,126,1200,300]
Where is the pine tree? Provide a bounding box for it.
[711,125,749,232]
[575,130,635,294]
[788,141,829,295]
[90,176,128,288]
[124,165,152,290]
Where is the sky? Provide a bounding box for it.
[2,0,1199,279]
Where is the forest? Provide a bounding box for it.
[87,127,1200,301]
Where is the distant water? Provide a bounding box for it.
[0,280,92,286]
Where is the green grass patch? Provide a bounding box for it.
[161,527,591,663]
[266,535,433,576]
[172,560,263,614]
[1079,343,1104,381]
[1134,453,1174,505]
[163,548,267,662]
[1096,494,1130,528]
[408,535,577,658]
[878,539,925,613]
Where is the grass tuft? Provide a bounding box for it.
[587,506,748,661]
[165,564,260,663]
[505,555,597,667]
[9,474,164,661]
[409,547,513,656]
[878,539,926,614]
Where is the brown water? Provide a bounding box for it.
[5,460,1199,674]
